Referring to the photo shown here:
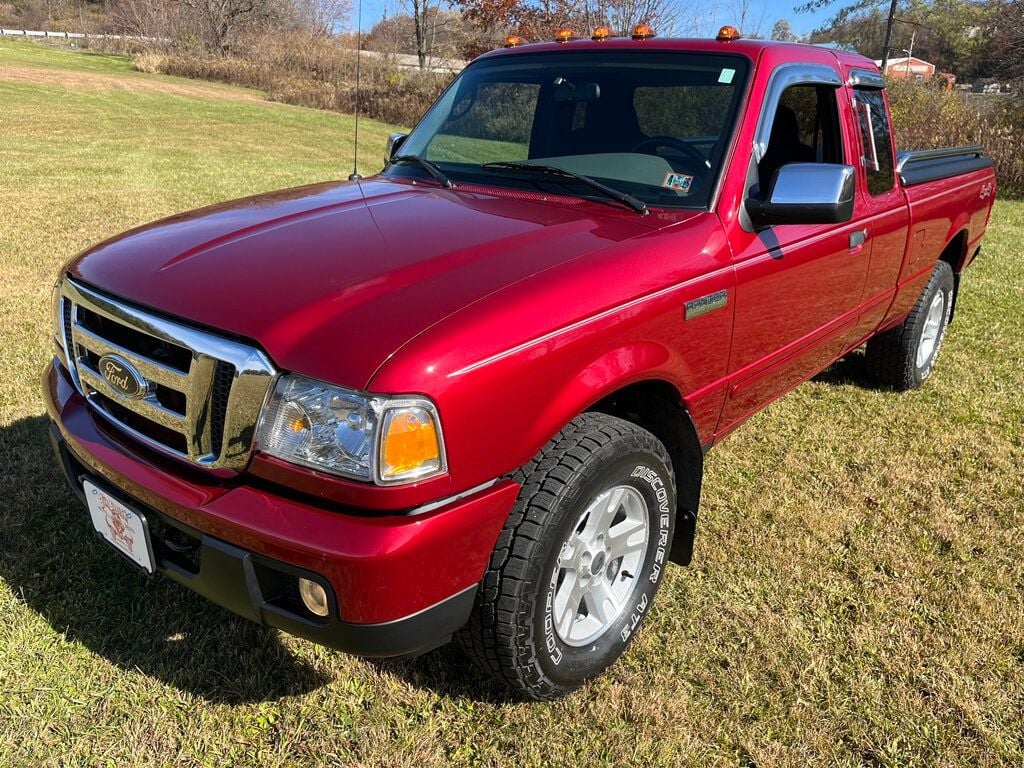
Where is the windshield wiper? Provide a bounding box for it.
[393,154,454,188]
[480,161,648,215]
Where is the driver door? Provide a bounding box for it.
[720,78,870,430]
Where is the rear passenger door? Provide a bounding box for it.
[721,67,869,429]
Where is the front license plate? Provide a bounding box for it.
[83,479,155,574]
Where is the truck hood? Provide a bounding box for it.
[69,177,673,388]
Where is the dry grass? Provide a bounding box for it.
[888,78,1024,198]
[1,38,1023,767]
[136,32,452,126]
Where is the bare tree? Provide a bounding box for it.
[289,0,352,34]
[397,0,448,69]
[722,0,765,38]
[173,0,278,51]
[587,0,683,36]
[109,0,179,40]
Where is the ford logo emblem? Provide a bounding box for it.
[98,354,148,399]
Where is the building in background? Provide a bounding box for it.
[875,56,955,89]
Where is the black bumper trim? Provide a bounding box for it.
[48,422,475,658]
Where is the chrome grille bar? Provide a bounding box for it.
[61,278,276,470]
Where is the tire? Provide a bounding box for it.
[865,260,955,391]
[458,413,676,700]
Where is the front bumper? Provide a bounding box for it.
[43,360,518,657]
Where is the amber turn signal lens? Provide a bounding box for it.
[504,34,525,47]
[716,24,742,41]
[554,27,575,43]
[631,23,655,40]
[592,26,611,40]
[380,407,442,480]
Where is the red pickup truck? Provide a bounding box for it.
[44,29,995,700]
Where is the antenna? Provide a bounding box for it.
[348,0,363,181]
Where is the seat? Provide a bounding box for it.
[758,105,816,193]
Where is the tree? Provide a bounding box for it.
[769,18,797,41]
[289,0,352,34]
[722,0,767,37]
[454,0,687,43]
[173,0,280,51]
[803,0,1004,78]
[989,0,1024,81]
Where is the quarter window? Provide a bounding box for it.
[853,88,895,195]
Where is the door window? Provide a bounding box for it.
[758,84,844,193]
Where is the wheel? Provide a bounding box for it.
[865,260,955,391]
[458,413,676,700]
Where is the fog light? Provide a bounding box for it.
[299,578,330,618]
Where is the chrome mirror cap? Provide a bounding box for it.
[746,163,856,227]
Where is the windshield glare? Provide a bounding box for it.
[393,51,749,209]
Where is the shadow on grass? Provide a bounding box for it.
[368,648,522,704]
[812,348,894,390]
[0,414,329,704]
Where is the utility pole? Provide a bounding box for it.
[903,29,915,79]
[880,0,899,72]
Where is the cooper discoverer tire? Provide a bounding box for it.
[865,260,955,391]
[457,413,676,700]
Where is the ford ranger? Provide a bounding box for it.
[43,26,996,700]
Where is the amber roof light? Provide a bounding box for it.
[504,35,525,48]
[716,25,742,41]
[632,23,655,40]
[554,28,575,43]
[592,26,611,41]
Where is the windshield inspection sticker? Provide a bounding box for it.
[662,172,694,193]
[718,68,736,84]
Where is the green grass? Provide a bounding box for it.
[1,38,1023,767]
[0,37,136,73]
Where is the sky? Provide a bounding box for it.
[352,0,856,38]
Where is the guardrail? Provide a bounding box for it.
[1,28,465,73]
[0,28,167,42]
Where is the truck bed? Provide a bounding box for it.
[897,145,993,187]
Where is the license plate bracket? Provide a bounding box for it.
[83,479,156,574]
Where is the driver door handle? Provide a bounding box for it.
[849,229,869,251]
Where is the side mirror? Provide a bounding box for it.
[746,163,855,227]
[386,133,408,164]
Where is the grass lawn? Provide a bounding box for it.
[1,38,1022,767]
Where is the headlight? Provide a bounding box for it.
[255,374,446,485]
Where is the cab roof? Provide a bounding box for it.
[476,36,879,74]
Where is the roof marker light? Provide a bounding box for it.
[592,26,611,41]
[716,25,742,41]
[504,34,525,47]
[632,23,655,40]
[554,27,575,43]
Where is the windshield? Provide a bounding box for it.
[391,50,750,210]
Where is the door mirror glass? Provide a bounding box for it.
[746,162,855,226]
[386,133,408,163]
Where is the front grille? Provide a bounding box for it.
[60,278,276,470]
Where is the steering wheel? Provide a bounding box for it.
[632,136,708,169]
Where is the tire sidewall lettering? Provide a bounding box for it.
[539,457,673,675]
